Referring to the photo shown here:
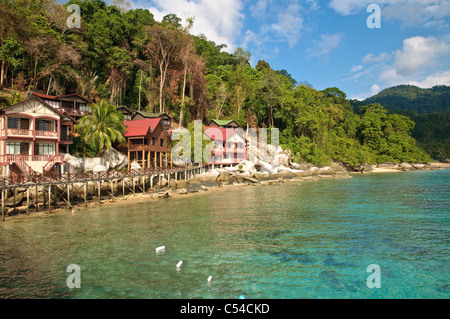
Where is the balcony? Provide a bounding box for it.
[0,154,64,164]
[35,130,58,138]
[1,128,34,138]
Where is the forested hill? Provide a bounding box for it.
[0,0,434,165]
[362,85,450,114]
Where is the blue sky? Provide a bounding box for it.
[119,0,450,100]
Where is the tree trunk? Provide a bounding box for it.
[179,66,187,127]
[138,70,143,111]
[0,60,5,90]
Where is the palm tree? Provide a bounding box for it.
[75,99,126,155]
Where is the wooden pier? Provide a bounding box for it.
[0,164,208,221]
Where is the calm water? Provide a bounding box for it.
[0,169,449,299]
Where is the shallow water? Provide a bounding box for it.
[0,169,449,299]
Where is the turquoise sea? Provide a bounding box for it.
[0,169,449,299]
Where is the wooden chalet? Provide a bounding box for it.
[131,111,172,130]
[123,118,172,171]
[208,119,241,129]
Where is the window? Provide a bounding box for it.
[6,142,21,154]
[152,137,156,146]
[160,138,164,147]
[7,117,20,129]
[36,119,53,131]
[79,103,90,113]
[36,143,55,155]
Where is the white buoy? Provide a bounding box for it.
[176,261,183,269]
[207,276,212,282]
[155,246,165,253]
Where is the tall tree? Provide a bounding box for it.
[145,24,181,112]
[75,99,126,155]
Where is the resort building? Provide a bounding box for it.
[116,106,134,121]
[208,119,241,129]
[122,118,172,171]
[204,126,248,166]
[0,97,77,179]
[131,111,172,130]
[30,92,91,122]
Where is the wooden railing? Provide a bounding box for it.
[1,129,34,137]
[43,154,64,172]
[35,130,58,138]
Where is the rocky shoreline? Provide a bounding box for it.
[1,160,446,221]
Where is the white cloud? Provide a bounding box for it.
[350,65,364,72]
[265,2,305,48]
[362,52,392,63]
[133,0,245,52]
[408,70,450,88]
[370,84,381,95]
[308,33,344,58]
[393,36,450,76]
[328,0,450,29]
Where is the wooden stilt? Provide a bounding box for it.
[84,181,88,206]
[122,179,125,197]
[48,184,52,213]
[2,189,5,221]
[98,181,101,203]
[67,183,70,208]
[26,187,30,215]
[13,187,16,214]
[35,184,38,212]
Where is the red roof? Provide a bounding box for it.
[204,126,243,141]
[32,92,58,100]
[123,118,162,137]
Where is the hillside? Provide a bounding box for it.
[354,85,450,161]
[362,85,450,114]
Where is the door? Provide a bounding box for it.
[20,143,29,156]
[20,118,29,130]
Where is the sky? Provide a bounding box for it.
[117,0,450,100]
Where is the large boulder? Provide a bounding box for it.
[104,148,128,170]
[255,160,274,174]
[130,161,142,171]
[63,154,82,175]
[92,164,108,173]
[83,157,109,172]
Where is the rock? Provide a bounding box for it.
[255,160,274,174]
[92,164,108,173]
[63,154,82,175]
[216,171,233,183]
[104,148,128,170]
[130,161,141,171]
[158,192,169,199]
[412,163,424,169]
[174,188,188,195]
[160,178,168,187]
[176,180,187,189]
[83,157,109,172]
[168,179,178,189]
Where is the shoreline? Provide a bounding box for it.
[1,163,447,223]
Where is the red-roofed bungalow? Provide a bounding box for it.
[123,118,172,171]
[204,126,248,166]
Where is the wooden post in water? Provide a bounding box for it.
[26,187,30,215]
[98,181,101,203]
[48,184,52,213]
[35,184,38,212]
[122,178,125,197]
[13,186,16,214]
[2,189,5,221]
[67,183,70,208]
[84,181,88,206]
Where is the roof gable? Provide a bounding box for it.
[123,118,163,137]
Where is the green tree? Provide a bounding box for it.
[75,99,126,155]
